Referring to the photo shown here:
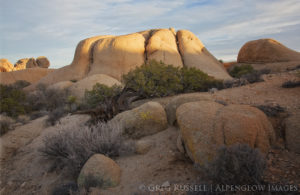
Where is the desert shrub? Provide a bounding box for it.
[83,84,122,109]
[181,67,223,92]
[0,84,27,118]
[229,64,254,78]
[122,60,182,98]
[46,107,66,126]
[224,68,271,88]
[0,116,14,136]
[26,83,71,125]
[27,83,69,112]
[67,95,78,112]
[240,69,270,84]
[122,60,222,98]
[11,80,31,89]
[281,80,300,88]
[40,121,133,176]
[203,144,266,186]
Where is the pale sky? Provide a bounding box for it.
[1,0,300,68]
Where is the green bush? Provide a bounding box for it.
[181,67,223,92]
[122,60,182,98]
[0,84,27,118]
[229,64,254,78]
[84,84,122,109]
[122,60,222,98]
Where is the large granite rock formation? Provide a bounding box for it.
[237,39,300,63]
[32,28,232,87]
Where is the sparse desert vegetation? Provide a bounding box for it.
[1,28,300,195]
[39,121,133,176]
[0,82,28,118]
[203,144,266,186]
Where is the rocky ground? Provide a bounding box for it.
[0,70,300,195]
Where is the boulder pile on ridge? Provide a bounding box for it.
[0,59,13,72]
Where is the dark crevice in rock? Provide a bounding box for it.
[143,29,156,63]
[86,38,103,75]
[175,31,185,67]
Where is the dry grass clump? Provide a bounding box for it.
[202,144,266,185]
[40,121,133,176]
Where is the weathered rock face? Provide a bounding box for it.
[177,30,232,80]
[30,28,232,88]
[0,68,54,85]
[0,59,13,72]
[36,56,50,68]
[284,112,300,154]
[69,74,122,100]
[111,102,168,139]
[237,39,300,63]
[77,154,121,189]
[26,58,38,68]
[213,105,275,153]
[88,33,146,80]
[165,93,211,125]
[146,29,183,67]
[176,101,275,165]
[176,101,224,164]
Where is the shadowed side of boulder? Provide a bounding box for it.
[177,30,232,80]
[146,29,183,67]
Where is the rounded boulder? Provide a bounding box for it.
[77,154,121,189]
[176,101,275,165]
[111,102,168,139]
